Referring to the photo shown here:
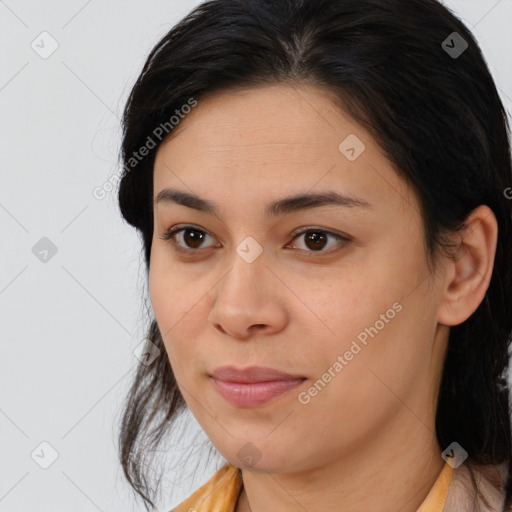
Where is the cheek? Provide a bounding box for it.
[294,265,398,349]
[306,291,437,436]
[148,255,203,368]
[149,246,204,327]
[294,307,414,439]
[296,248,429,381]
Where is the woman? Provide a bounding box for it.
[116,0,512,510]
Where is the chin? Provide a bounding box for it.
[219,443,302,473]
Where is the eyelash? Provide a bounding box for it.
[158,224,351,258]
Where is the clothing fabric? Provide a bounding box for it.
[171,459,509,511]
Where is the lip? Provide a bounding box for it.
[210,366,306,407]
[211,365,305,383]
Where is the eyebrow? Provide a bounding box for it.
[154,188,372,218]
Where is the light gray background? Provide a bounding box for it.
[1,1,511,511]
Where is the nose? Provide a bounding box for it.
[208,249,288,340]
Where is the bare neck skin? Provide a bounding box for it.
[235,417,445,512]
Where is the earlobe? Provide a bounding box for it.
[437,205,498,327]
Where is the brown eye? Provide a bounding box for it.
[287,228,351,256]
[159,226,217,251]
[182,228,207,249]
[303,231,328,251]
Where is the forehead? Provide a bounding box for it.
[158,84,359,163]
[153,83,415,216]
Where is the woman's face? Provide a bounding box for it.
[149,83,449,472]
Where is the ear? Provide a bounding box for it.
[437,205,498,327]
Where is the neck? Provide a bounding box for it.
[236,414,445,512]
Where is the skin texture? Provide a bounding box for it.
[149,84,498,512]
